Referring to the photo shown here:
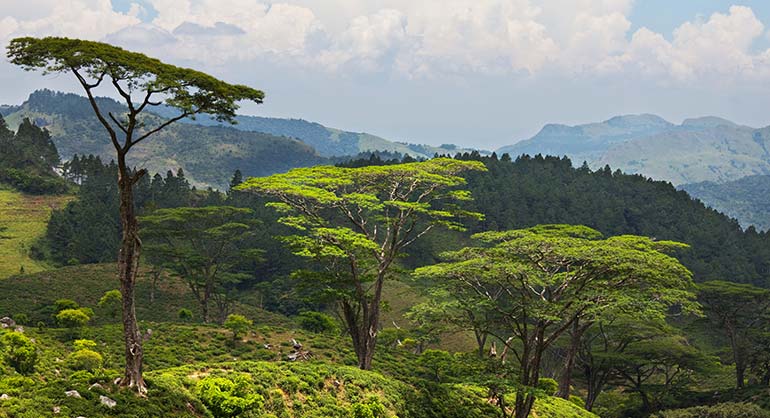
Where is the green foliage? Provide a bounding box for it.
[223,314,252,341]
[68,348,103,371]
[12,313,29,326]
[349,398,388,418]
[296,311,339,334]
[418,349,454,382]
[0,116,67,194]
[196,375,264,417]
[177,308,193,322]
[56,308,92,328]
[141,206,262,323]
[97,290,121,320]
[682,174,770,231]
[54,298,79,312]
[537,378,559,396]
[73,339,97,351]
[0,330,37,374]
[654,402,770,418]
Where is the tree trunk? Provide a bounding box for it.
[558,320,588,398]
[117,156,146,394]
[475,329,487,357]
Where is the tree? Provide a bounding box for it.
[223,314,252,342]
[98,289,122,320]
[414,224,698,418]
[698,281,770,389]
[238,158,486,369]
[7,36,264,393]
[140,206,262,323]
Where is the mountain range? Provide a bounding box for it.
[0,90,476,189]
[681,174,770,232]
[498,114,770,186]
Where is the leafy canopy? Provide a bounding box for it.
[7,37,264,123]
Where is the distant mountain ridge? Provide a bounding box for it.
[149,105,480,158]
[498,114,770,186]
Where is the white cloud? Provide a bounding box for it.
[3,0,770,84]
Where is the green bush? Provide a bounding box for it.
[178,308,193,322]
[197,375,264,417]
[350,398,388,418]
[73,339,97,351]
[0,331,37,374]
[54,299,79,312]
[56,308,92,328]
[224,314,252,341]
[418,349,454,382]
[297,311,339,334]
[12,313,29,326]
[97,289,121,320]
[537,378,559,396]
[68,349,103,371]
[654,402,770,418]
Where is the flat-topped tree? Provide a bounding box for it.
[7,37,264,394]
[238,158,486,369]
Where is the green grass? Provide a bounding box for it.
[0,187,71,279]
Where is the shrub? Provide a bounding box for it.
[54,299,79,312]
[418,349,454,382]
[197,375,263,417]
[569,395,585,408]
[0,331,37,374]
[297,311,339,334]
[97,289,121,320]
[537,378,559,396]
[56,308,92,328]
[178,308,194,322]
[654,402,770,418]
[224,314,252,341]
[12,313,29,326]
[73,339,97,351]
[68,349,103,371]
[350,398,388,418]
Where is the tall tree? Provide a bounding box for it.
[239,158,486,369]
[414,224,698,418]
[698,281,770,389]
[140,206,262,323]
[7,37,263,393]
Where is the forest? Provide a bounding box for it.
[2,37,770,418]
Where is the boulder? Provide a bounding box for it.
[0,394,9,400]
[65,390,81,398]
[88,382,104,391]
[100,395,117,408]
[0,317,15,328]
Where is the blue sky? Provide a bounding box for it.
[3,1,770,149]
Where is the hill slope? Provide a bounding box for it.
[497,114,770,186]
[149,105,478,158]
[3,90,325,189]
[681,174,770,232]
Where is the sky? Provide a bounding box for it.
[3,1,770,150]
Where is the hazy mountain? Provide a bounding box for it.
[681,174,770,231]
[497,114,770,185]
[3,90,324,189]
[150,106,478,159]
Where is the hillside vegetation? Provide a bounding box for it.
[3,90,324,189]
[0,187,70,279]
[681,174,770,232]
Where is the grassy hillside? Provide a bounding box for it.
[4,90,325,189]
[0,264,598,418]
[0,187,70,279]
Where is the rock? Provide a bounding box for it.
[53,406,61,414]
[113,377,122,386]
[0,317,15,328]
[100,395,117,408]
[65,390,81,398]
[0,394,9,400]
[88,383,104,391]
